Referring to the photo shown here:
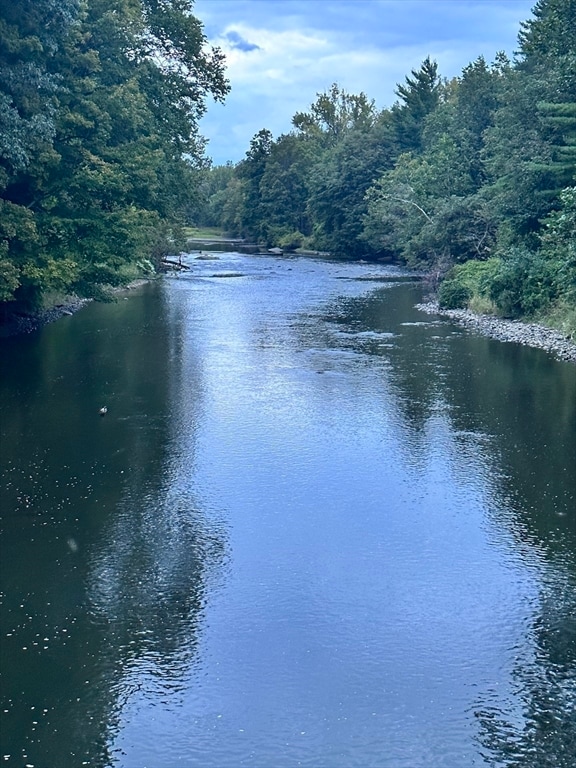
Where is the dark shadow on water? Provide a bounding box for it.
[1,270,574,767]
[0,285,228,767]
[320,284,576,767]
[474,575,576,768]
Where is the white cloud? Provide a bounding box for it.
[196,0,535,164]
[215,24,332,86]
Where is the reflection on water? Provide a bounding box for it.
[0,288,228,766]
[475,570,576,768]
[0,254,574,767]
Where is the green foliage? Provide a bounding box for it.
[478,188,576,323]
[0,0,229,310]
[363,143,492,266]
[306,119,395,257]
[438,258,501,310]
[0,258,20,302]
[437,280,471,309]
[194,164,235,227]
[292,83,377,144]
[482,0,576,245]
[450,187,576,324]
[392,57,441,152]
[438,55,509,188]
[259,133,314,242]
[199,4,574,331]
[213,176,247,236]
[540,186,576,304]
[451,258,501,293]
[233,128,274,239]
[488,248,558,317]
[0,0,77,181]
[518,0,576,60]
[278,230,305,250]
[535,101,576,189]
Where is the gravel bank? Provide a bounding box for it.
[0,280,152,338]
[0,297,92,338]
[416,301,576,363]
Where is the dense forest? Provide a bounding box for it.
[199,0,575,338]
[1,0,574,336]
[0,0,228,310]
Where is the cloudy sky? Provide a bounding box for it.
[195,0,535,165]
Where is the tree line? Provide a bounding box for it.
[0,0,228,310]
[199,0,575,336]
[1,0,574,335]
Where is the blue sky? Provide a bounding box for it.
[195,0,535,165]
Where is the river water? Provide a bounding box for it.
[1,253,575,768]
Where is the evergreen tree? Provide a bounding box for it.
[392,57,441,152]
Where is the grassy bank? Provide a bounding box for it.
[184,226,227,240]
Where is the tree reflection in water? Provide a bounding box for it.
[0,285,228,768]
[322,285,576,767]
[475,573,576,768]
[87,480,228,758]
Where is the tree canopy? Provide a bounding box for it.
[0,0,228,308]
[199,0,575,337]
[2,0,574,338]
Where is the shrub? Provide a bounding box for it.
[489,248,557,318]
[437,259,500,309]
[438,279,471,309]
[278,231,305,250]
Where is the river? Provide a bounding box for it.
[1,253,575,768]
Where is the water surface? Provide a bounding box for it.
[1,254,575,767]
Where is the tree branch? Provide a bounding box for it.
[383,195,433,222]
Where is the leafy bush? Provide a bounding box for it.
[540,187,576,306]
[449,258,500,292]
[488,248,557,317]
[438,258,500,309]
[0,258,20,302]
[438,279,471,308]
[278,231,305,250]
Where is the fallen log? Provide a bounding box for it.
[162,258,190,270]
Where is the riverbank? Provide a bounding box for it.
[416,301,576,363]
[0,279,152,338]
[0,297,91,338]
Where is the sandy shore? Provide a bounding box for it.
[416,301,576,363]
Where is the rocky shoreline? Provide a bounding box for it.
[0,279,152,338]
[416,301,576,363]
[0,297,92,338]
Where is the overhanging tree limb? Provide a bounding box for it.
[382,195,433,222]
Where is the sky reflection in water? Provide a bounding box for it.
[0,254,574,767]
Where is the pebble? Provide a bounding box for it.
[415,302,576,363]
